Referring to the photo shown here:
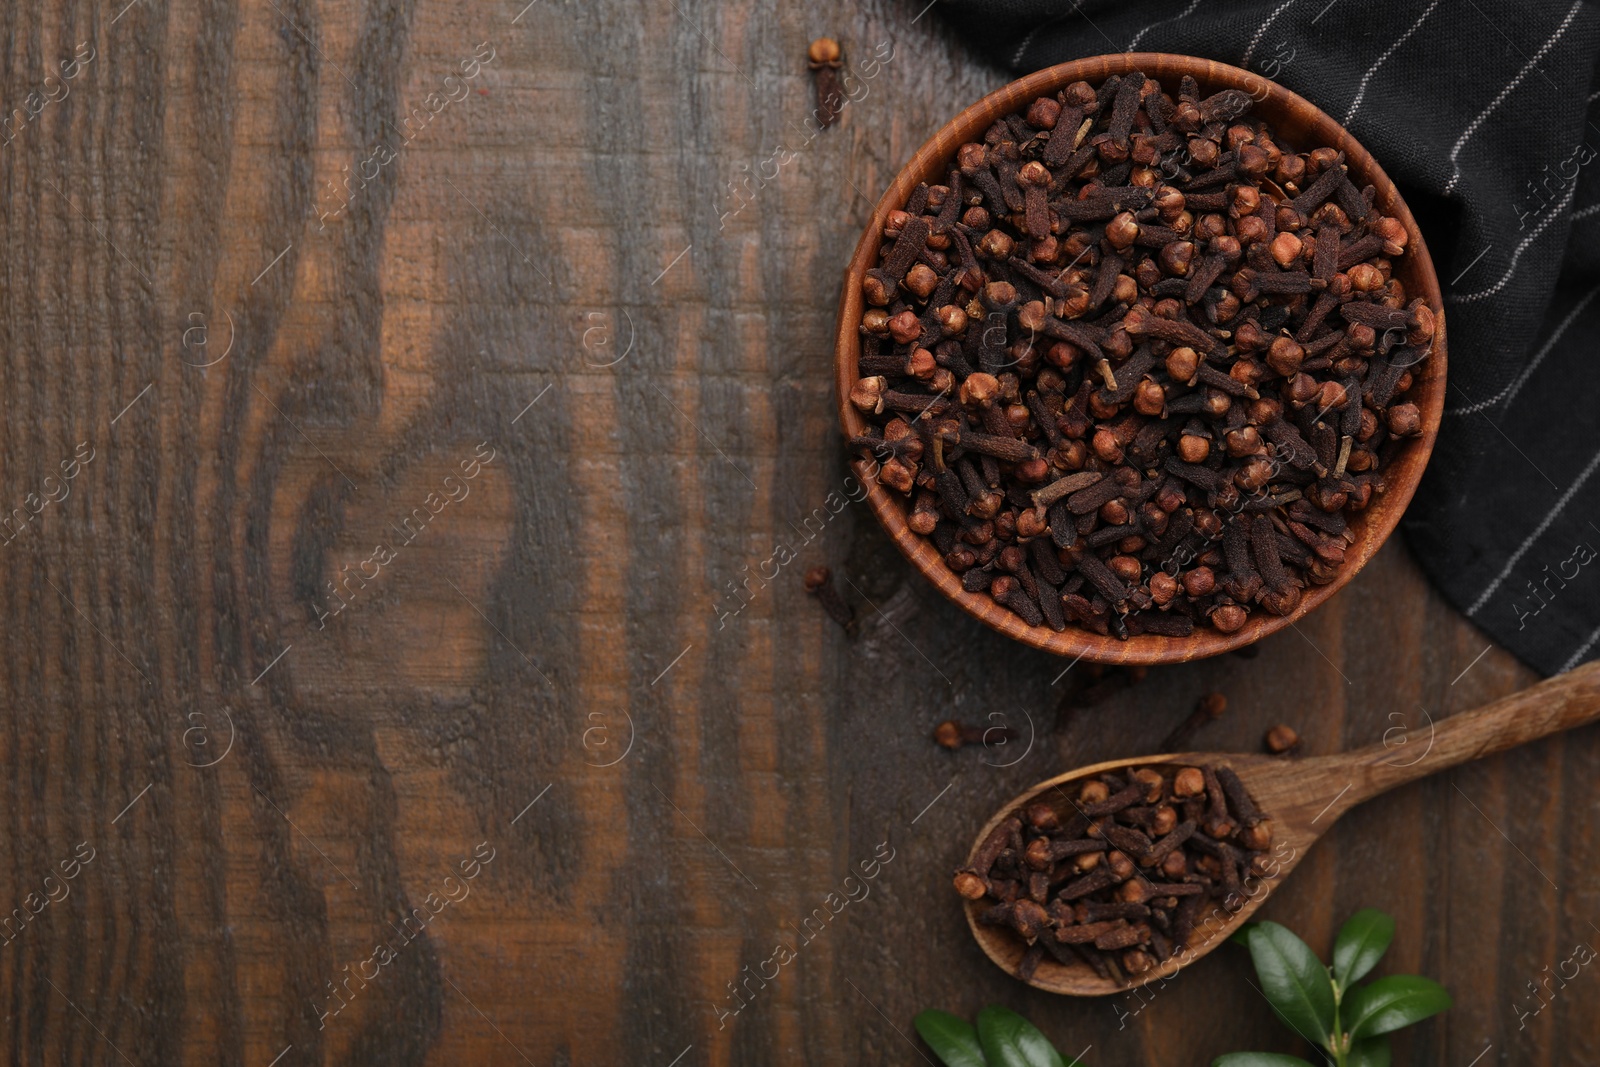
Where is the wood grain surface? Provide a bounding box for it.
[0,1,1588,1064]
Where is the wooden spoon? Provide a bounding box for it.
[964,660,1600,995]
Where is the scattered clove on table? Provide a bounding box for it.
[1059,663,1148,711]
[1263,723,1300,754]
[935,720,1020,750]
[1160,691,1227,752]
[807,38,844,129]
[803,565,855,632]
[1055,663,1149,736]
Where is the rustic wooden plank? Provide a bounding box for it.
[0,0,1590,1064]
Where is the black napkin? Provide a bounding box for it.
[937,0,1600,675]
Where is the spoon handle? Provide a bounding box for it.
[1333,660,1600,810]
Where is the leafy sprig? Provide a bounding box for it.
[914,910,1448,1067]
[1215,909,1451,1066]
[913,1006,1083,1067]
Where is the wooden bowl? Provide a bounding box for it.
[833,53,1446,665]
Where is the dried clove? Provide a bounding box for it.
[934,719,1019,750]
[803,565,854,632]
[1160,691,1227,752]
[806,38,844,129]
[1263,723,1300,754]
[1055,664,1148,735]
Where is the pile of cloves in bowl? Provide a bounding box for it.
[849,72,1434,639]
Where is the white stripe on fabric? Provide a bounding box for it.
[1560,623,1600,671]
[1241,0,1300,66]
[1344,0,1442,124]
[1446,282,1600,414]
[1466,441,1600,615]
[1127,0,1204,52]
[1450,171,1580,302]
[1443,0,1583,195]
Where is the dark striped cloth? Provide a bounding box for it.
[938,0,1600,675]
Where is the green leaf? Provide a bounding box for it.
[1342,975,1452,1040]
[1211,1054,1316,1067]
[976,1005,1066,1067]
[914,1010,988,1067]
[1243,922,1337,1050]
[1333,910,1395,990]
[1230,922,1260,947]
[1347,1036,1393,1067]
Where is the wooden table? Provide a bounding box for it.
[3,1,1587,1062]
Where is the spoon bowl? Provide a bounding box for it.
[964,661,1600,994]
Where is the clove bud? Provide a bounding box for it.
[803,566,854,633]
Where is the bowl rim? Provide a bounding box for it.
[833,52,1447,664]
